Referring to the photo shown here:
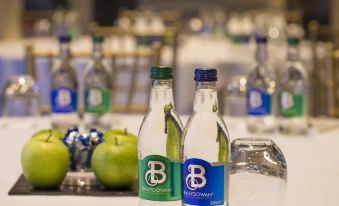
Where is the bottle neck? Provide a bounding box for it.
[93,42,103,60]
[255,43,268,64]
[59,42,71,60]
[149,79,174,110]
[287,44,300,62]
[193,81,218,113]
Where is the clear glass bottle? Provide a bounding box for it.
[278,37,308,134]
[182,68,230,206]
[50,35,79,130]
[83,35,112,130]
[246,36,276,134]
[138,66,183,206]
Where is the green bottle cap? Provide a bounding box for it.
[93,35,104,43]
[150,66,173,80]
[287,37,300,45]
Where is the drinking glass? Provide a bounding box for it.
[230,138,287,206]
[2,75,40,117]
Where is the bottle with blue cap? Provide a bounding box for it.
[246,36,276,134]
[278,37,308,134]
[182,68,230,206]
[50,35,79,130]
[138,66,183,206]
[83,35,112,130]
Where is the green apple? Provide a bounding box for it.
[31,129,64,141]
[21,131,70,188]
[103,129,137,146]
[92,131,137,188]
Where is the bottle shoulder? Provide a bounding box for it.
[183,113,229,139]
[138,109,183,136]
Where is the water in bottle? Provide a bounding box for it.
[83,35,112,130]
[50,35,79,130]
[182,68,230,206]
[246,36,276,134]
[278,37,308,134]
[138,66,183,206]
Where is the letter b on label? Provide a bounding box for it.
[186,164,207,190]
[145,161,167,186]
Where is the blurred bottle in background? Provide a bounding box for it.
[224,75,247,116]
[278,37,308,135]
[246,36,276,134]
[50,35,79,130]
[83,35,112,130]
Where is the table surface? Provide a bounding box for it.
[1,115,339,206]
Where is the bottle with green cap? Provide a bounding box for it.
[83,35,112,130]
[278,37,308,134]
[138,66,183,206]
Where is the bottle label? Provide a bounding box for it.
[183,158,225,206]
[51,87,77,113]
[279,91,303,117]
[138,155,181,201]
[247,88,271,115]
[85,87,110,114]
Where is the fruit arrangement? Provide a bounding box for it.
[21,128,138,189]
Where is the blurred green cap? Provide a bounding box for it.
[150,66,173,80]
[93,35,104,43]
[287,37,300,45]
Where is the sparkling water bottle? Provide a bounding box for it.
[50,35,79,130]
[246,36,276,134]
[182,68,230,206]
[278,37,308,134]
[83,35,112,130]
[138,66,183,206]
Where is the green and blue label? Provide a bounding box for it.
[183,158,225,206]
[51,87,77,113]
[247,88,271,115]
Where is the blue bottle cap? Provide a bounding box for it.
[59,35,71,43]
[194,68,217,82]
[255,36,267,44]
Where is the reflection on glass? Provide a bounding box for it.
[2,75,40,117]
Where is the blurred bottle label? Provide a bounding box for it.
[183,158,225,206]
[279,91,303,117]
[85,88,110,114]
[51,87,77,113]
[138,155,181,201]
[247,88,271,115]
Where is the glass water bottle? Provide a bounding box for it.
[50,35,79,130]
[138,66,183,206]
[83,35,112,130]
[278,37,308,134]
[246,36,276,134]
[182,68,230,206]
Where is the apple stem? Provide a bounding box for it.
[124,128,127,136]
[46,129,52,142]
[114,136,118,145]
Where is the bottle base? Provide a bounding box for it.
[51,113,80,130]
[279,117,308,135]
[247,115,275,134]
[83,113,112,130]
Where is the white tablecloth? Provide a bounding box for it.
[1,115,339,206]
